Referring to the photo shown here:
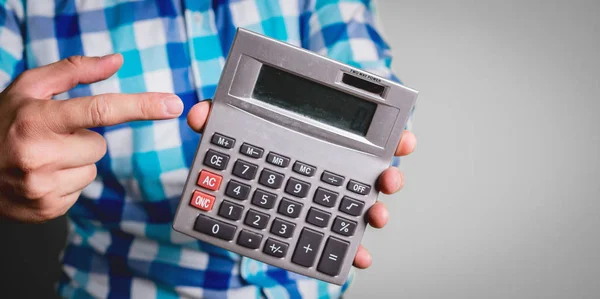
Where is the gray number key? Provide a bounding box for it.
[278,198,303,218]
[251,189,277,209]
[285,177,310,198]
[218,200,244,221]
[194,214,237,241]
[292,228,324,267]
[270,218,296,238]
[225,180,251,200]
[259,169,284,189]
[232,160,258,180]
[244,209,270,230]
[317,237,349,276]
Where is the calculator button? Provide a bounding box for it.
[197,170,223,191]
[203,149,229,170]
[332,217,357,237]
[270,218,296,238]
[278,198,303,218]
[232,160,258,180]
[292,161,316,177]
[292,228,324,268]
[194,214,236,241]
[225,180,251,200]
[266,152,290,167]
[244,209,270,230]
[347,179,371,195]
[240,143,264,158]
[218,200,244,221]
[321,171,344,186]
[313,187,339,208]
[189,190,216,211]
[339,196,365,216]
[251,189,277,209]
[284,177,311,198]
[211,133,235,149]
[306,208,331,228]
[259,169,284,189]
[263,238,288,258]
[317,237,349,276]
[237,229,263,249]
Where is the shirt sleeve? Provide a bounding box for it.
[301,0,414,165]
[0,0,25,90]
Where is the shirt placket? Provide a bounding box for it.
[181,0,226,102]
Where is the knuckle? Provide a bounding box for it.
[10,103,41,137]
[20,173,51,200]
[88,95,112,127]
[64,56,84,87]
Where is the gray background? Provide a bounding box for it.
[1,0,599,298]
[348,0,600,298]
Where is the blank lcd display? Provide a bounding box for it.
[251,65,377,136]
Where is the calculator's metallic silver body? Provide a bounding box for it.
[173,28,418,285]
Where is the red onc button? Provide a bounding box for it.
[190,190,216,211]
[197,170,223,191]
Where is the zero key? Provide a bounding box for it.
[194,214,237,241]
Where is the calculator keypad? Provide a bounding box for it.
[187,132,375,280]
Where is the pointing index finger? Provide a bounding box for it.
[48,92,183,133]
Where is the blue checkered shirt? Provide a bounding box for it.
[0,0,404,298]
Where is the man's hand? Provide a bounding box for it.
[0,54,183,223]
[186,102,417,270]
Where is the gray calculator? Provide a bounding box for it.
[173,28,417,285]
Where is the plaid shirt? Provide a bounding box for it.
[0,0,402,298]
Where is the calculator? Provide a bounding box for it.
[172,28,418,285]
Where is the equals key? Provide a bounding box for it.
[317,237,349,276]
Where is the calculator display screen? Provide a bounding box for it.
[252,65,377,136]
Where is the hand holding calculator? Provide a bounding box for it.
[173,28,418,285]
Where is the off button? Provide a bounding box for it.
[347,180,371,195]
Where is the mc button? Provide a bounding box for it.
[197,170,223,191]
[204,150,229,171]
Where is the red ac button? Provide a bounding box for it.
[190,190,216,211]
[197,170,223,191]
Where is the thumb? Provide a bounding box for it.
[15,54,123,99]
[187,101,212,133]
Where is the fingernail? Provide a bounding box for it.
[163,96,184,116]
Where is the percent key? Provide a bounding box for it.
[332,217,357,237]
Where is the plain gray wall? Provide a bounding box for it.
[347,0,600,298]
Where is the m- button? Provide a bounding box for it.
[197,170,223,191]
